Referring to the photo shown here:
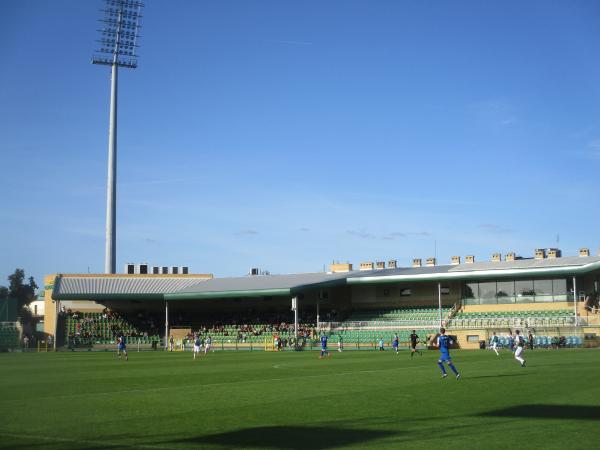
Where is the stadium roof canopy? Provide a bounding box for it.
[52,274,212,300]
[51,255,600,302]
[165,272,350,300]
[348,255,600,284]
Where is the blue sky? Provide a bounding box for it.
[1,0,600,286]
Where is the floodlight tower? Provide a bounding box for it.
[92,0,143,274]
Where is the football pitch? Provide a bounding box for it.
[1,349,599,449]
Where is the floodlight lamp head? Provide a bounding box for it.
[92,0,143,69]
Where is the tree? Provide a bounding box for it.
[8,269,38,310]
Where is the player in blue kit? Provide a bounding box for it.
[319,335,330,359]
[392,334,399,354]
[117,334,128,361]
[434,328,459,379]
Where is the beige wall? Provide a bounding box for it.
[43,275,56,336]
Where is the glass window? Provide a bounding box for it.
[534,279,553,302]
[496,280,515,303]
[463,283,478,299]
[463,297,479,305]
[553,278,568,301]
[515,280,534,303]
[479,281,497,304]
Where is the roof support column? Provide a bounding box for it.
[438,282,443,328]
[292,296,298,343]
[165,300,169,351]
[573,276,578,326]
[317,291,321,332]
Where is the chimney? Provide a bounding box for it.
[580,248,590,257]
[465,255,475,264]
[125,263,135,274]
[387,260,397,269]
[329,263,353,273]
[412,258,422,268]
[360,262,374,271]
[451,255,461,265]
[547,249,561,259]
[426,257,437,267]
[534,249,546,260]
[375,261,385,270]
[506,252,516,262]
[492,253,502,262]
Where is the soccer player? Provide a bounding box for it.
[409,330,422,357]
[490,332,500,356]
[392,334,399,354]
[204,336,212,355]
[117,334,128,361]
[514,330,526,367]
[434,328,460,379]
[338,335,343,352]
[193,335,202,360]
[378,337,385,351]
[169,335,174,352]
[319,334,330,359]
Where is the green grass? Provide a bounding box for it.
[1,348,599,449]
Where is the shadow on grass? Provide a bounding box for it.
[171,425,399,449]
[477,404,600,420]
[467,373,530,380]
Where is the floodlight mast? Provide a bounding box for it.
[92,0,143,274]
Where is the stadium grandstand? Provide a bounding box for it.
[40,248,600,352]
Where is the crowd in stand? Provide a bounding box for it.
[65,308,161,345]
[182,311,318,343]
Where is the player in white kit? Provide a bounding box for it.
[193,335,202,360]
[514,330,526,367]
[204,336,212,355]
[490,332,500,356]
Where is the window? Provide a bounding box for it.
[479,281,497,304]
[534,279,553,302]
[463,282,479,305]
[496,280,515,303]
[516,280,534,303]
[553,278,568,301]
[464,283,478,299]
